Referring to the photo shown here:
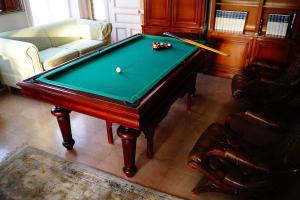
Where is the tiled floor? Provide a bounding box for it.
[0,74,243,200]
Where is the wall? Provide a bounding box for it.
[0,11,29,32]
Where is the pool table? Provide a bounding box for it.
[18,34,204,177]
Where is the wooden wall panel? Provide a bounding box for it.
[264,0,300,8]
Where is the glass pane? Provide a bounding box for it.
[29,0,70,26]
[92,0,108,21]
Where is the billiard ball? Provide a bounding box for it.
[116,67,122,73]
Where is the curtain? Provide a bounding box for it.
[78,0,94,19]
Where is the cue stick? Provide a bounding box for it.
[163,32,230,57]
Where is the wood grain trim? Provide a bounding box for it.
[210,0,217,32]
[255,0,265,33]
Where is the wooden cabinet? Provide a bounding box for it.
[206,0,300,78]
[144,0,171,26]
[251,37,294,67]
[172,0,202,28]
[142,0,207,38]
[0,0,22,13]
[206,32,253,77]
[0,0,3,12]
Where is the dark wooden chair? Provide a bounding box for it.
[187,109,300,197]
[231,51,300,106]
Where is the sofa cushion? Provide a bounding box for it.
[39,47,79,70]
[0,27,52,51]
[58,39,105,55]
[41,19,81,47]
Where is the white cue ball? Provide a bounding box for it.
[116,67,122,73]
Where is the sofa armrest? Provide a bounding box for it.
[0,38,43,86]
[76,19,112,41]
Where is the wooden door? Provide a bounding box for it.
[144,0,171,26]
[172,0,203,29]
[108,0,143,42]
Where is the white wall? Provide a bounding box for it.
[0,11,29,32]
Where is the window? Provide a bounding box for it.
[92,0,108,21]
[28,0,71,26]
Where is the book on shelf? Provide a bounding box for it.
[266,14,290,38]
[214,10,247,33]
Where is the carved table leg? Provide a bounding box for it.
[106,121,113,144]
[186,94,192,111]
[51,106,75,150]
[144,127,155,159]
[117,126,141,177]
[186,73,197,111]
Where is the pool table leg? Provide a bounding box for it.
[186,73,197,111]
[144,127,154,159]
[51,106,75,150]
[117,126,141,177]
[186,94,192,111]
[106,121,114,144]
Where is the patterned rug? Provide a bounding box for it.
[0,146,181,200]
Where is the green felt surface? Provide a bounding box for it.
[37,34,198,104]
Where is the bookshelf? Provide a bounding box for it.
[206,0,300,78]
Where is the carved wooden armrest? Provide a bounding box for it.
[245,110,282,129]
[260,78,287,87]
[251,61,281,71]
[206,149,269,173]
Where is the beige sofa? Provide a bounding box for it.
[0,19,112,88]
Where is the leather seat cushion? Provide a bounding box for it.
[58,39,105,55]
[39,47,79,70]
[224,167,269,190]
[231,74,253,98]
[228,113,284,146]
[188,123,229,165]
